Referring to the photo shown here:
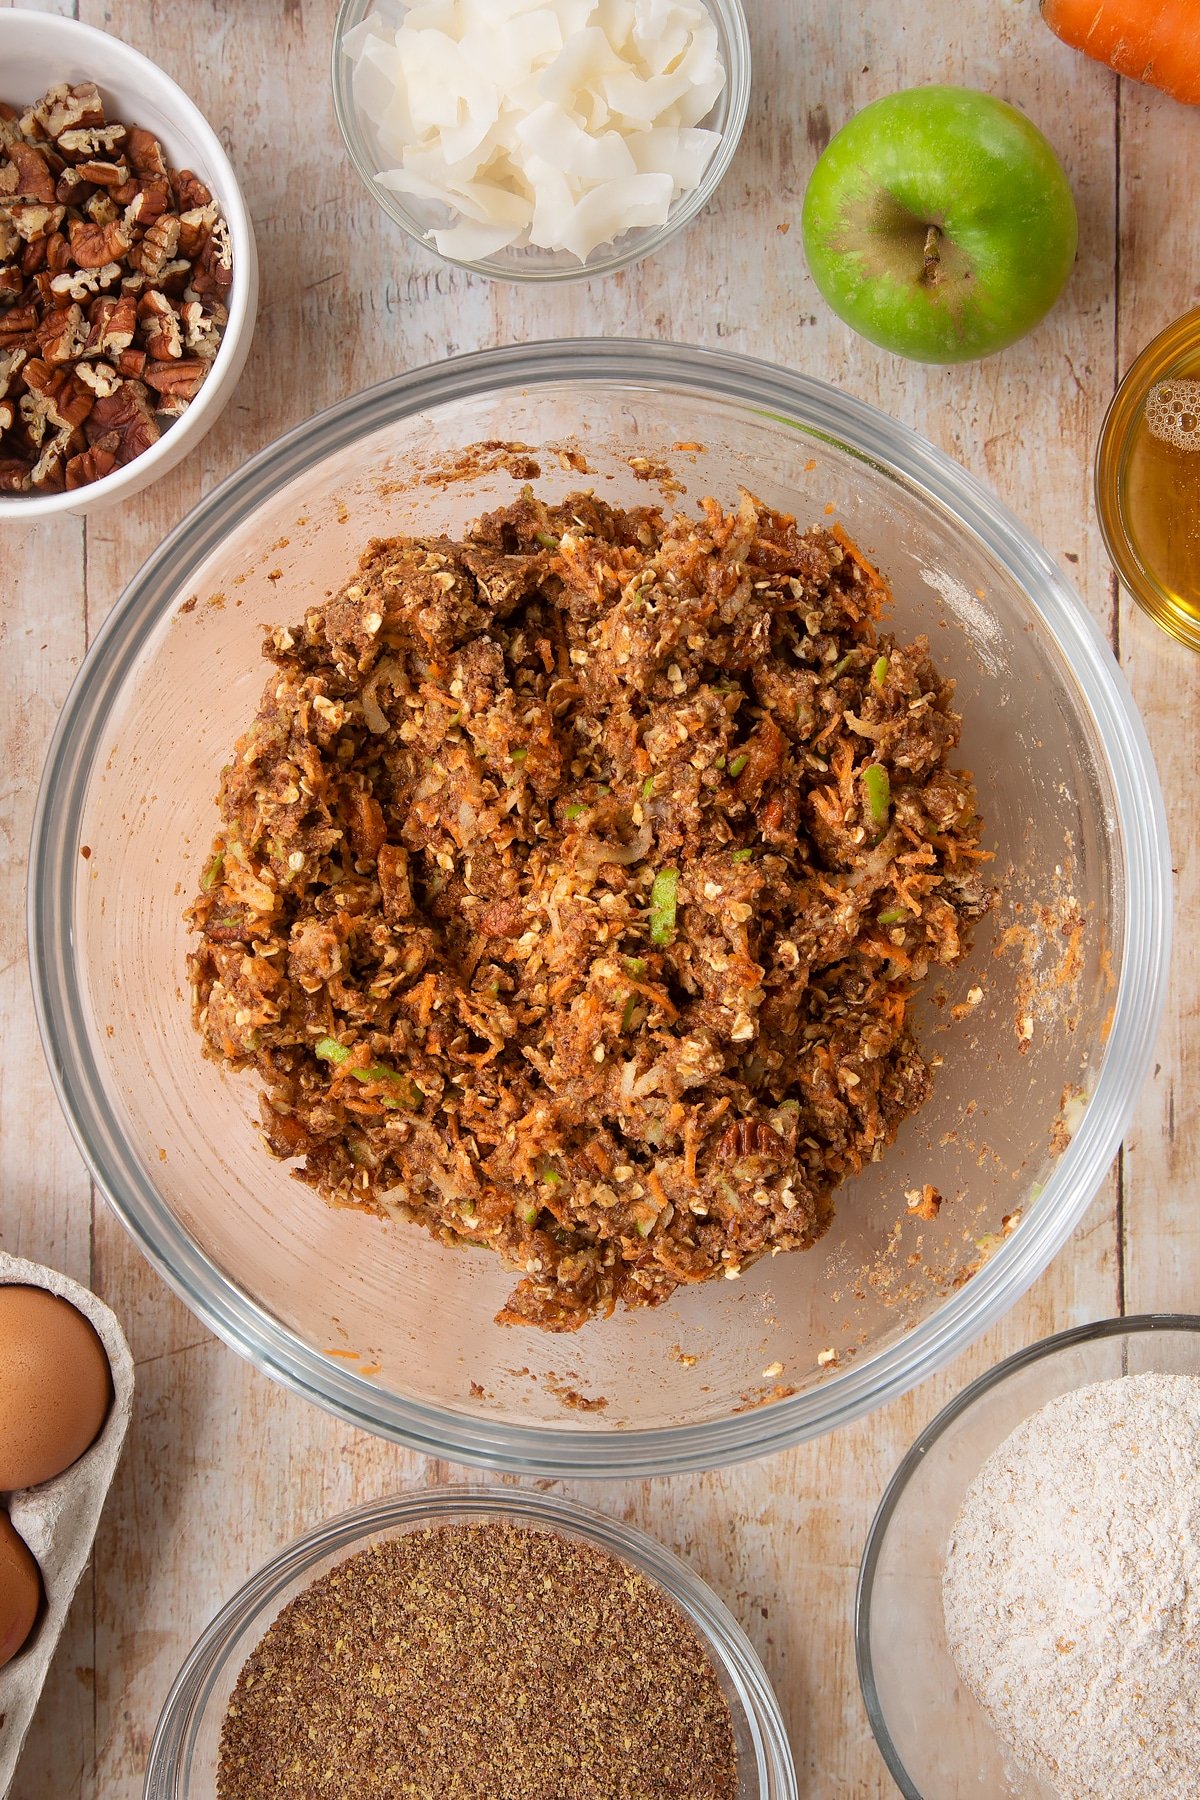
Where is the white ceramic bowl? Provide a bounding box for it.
[0,9,258,520]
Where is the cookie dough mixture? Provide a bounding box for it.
[187,488,990,1329]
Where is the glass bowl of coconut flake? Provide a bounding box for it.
[331,0,751,281]
[857,1315,1200,1799]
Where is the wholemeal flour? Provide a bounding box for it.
[942,1371,1200,1800]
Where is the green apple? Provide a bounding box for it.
[801,86,1078,363]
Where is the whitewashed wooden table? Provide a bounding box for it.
[3,2,1198,1794]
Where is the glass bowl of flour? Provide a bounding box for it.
[857,1315,1200,1799]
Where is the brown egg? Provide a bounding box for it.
[0,1512,41,1667]
[0,1286,113,1491]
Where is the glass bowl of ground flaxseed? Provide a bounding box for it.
[857,1314,1200,1800]
[144,1485,797,1800]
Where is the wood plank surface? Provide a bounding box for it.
[1,0,1195,1794]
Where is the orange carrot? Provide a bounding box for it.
[1042,0,1200,104]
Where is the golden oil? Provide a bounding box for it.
[1097,309,1200,651]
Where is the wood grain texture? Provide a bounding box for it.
[0,0,1190,1794]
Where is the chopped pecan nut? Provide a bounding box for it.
[0,264,23,301]
[56,122,129,162]
[55,166,86,205]
[68,215,133,268]
[35,82,105,141]
[143,356,207,404]
[177,202,218,259]
[0,457,32,492]
[75,359,121,398]
[10,200,66,241]
[8,141,56,204]
[114,346,147,380]
[75,158,129,189]
[126,127,168,180]
[0,212,17,260]
[208,216,232,275]
[138,288,182,359]
[20,236,54,279]
[154,257,193,297]
[21,356,94,429]
[128,212,180,276]
[85,292,137,358]
[18,386,53,445]
[84,191,120,227]
[0,302,39,348]
[38,302,87,363]
[65,441,118,488]
[179,299,222,361]
[0,347,28,398]
[29,419,74,488]
[84,376,159,463]
[123,176,171,231]
[49,260,122,301]
[172,169,213,211]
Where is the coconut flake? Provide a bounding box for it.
[345,0,726,263]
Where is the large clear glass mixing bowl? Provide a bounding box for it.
[29,341,1171,1476]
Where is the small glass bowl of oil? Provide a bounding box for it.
[1097,306,1200,650]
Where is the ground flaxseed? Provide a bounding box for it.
[217,1519,740,1800]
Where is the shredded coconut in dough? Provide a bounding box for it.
[943,1372,1200,1800]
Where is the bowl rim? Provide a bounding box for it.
[27,336,1173,1477]
[854,1311,1200,1799]
[329,0,753,283]
[143,1483,799,1800]
[0,7,257,519]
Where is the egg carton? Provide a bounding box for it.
[0,1254,134,1799]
